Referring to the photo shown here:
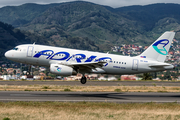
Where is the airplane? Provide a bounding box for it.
[5,31,175,84]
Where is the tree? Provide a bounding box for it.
[163,71,172,80]
[13,70,16,75]
[142,73,152,80]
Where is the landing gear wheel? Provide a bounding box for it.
[80,76,87,84]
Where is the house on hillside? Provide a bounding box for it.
[121,75,137,80]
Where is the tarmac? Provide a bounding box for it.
[1,81,180,103]
[0,91,180,103]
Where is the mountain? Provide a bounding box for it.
[17,2,145,50]
[0,21,50,60]
[0,3,61,27]
[116,3,180,31]
[0,2,180,52]
[116,3,180,40]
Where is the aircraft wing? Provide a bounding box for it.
[61,61,106,70]
[49,60,107,72]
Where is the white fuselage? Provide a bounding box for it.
[5,44,174,75]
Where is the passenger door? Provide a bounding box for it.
[132,59,138,71]
[27,46,34,57]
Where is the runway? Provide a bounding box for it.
[0,91,180,103]
[1,81,180,103]
[0,81,180,86]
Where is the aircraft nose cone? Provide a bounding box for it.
[5,51,11,59]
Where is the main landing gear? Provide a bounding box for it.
[80,75,87,84]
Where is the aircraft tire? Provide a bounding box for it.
[80,76,87,84]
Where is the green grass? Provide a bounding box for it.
[114,88,122,92]
[3,118,10,120]
[42,86,50,89]
[64,88,71,91]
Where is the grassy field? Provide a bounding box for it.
[0,102,180,120]
[1,84,180,120]
[1,85,180,92]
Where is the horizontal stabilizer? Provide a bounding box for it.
[149,63,172,67]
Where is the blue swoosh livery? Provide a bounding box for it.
[152,39,169,55]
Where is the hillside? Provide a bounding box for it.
[0,3,61,27]
[18,2,143,51]
[0,21,50,59]
[116,3,180,30]
[0,2,180,52]
[0,21,99,60]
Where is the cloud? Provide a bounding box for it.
[85,0,180,7]
[0,0,180,8]
[0,0,69,7]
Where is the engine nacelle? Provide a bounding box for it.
[50,64,77,76]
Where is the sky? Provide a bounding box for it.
[0,0,180,8]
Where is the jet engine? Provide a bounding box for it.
[50,64,77,75]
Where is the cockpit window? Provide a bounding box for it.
[13,48,19,51]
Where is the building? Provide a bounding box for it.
[121,75,137,80]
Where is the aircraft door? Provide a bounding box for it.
[27,46,34,57]
[132,59,138,71]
